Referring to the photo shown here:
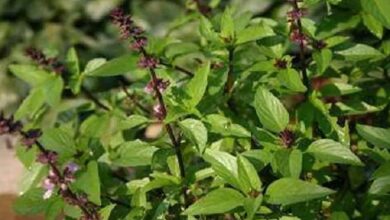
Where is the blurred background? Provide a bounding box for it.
[0,0,273,218]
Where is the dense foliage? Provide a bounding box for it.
[1,0,390,219]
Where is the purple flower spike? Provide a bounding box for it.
[22,129,42,148]
[36,151,58,164]
[42,178,55,200]
[131,37,147,51]
[138,56,159,69]
[290,29,307,45]
[65,162,79,174]
[144,78,170,94]
[287,8,306,22]
[63,162,79,183]
[153,104,166,120]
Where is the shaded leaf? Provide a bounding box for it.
[356,124,390,149]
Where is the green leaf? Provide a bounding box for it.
[372,161,390,179]
[99,204,116,220]
[14,88,46,120]
[9,64,51,87]
[13,188,52,215]
[320,82,361,97]
[306,139,363,166]
[66,47,80,76]
[313,49,332,74]
[80,114,110,137]
[236,24,274,45]
[356,124,390,149]
[184,62,210,108]
[220,7,235,41]
[43,75,63,106]
[265,178,335,205]
[333,101,382,116]
[310,94,349,144]
[85,54,138,77]
[369,176,390,195]
[237,155,262,193]
[66,47,82,94]
[74,161,101,205]
[205,114,251,138]
[199,16,221,44]
[165,42,199,60]
[362,13,383,39]
[19,163,47,195]
[83,58,107,73]
[45,198,64,220]
[178,118,208,154]
[110,140,158,167]
[361,0,390,28]
[183,188,244,215]
[203,149,241,190]
[244,195,263,220]
[118,115,149,130]
[40,127,77,158]
[272,149,302,178]
[254,87,289,133]
[277,68,307,92]
[336,44,383,61]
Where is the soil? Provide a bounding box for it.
[0,136,43,220]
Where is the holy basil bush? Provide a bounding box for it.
[2,0,390,219]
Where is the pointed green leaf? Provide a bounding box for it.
[336,44,383,61]
[220,7,235,41]
[243,195,263,220]
[205,114,251,138]
[237,155,262,192]
[356,124,390,149]
[372,161,390,179]
[184,62,210,108]
[178,118,208,154]
[74,161,101,205]
[85,54,138,77]
[265,178,335,205]
[313,49,332,74]
[110,140,158,167]
[361,0,390,28]
[203,149,241,190]
[14,88,46,120]
[277,68,307,92]
[43,76,63,106]
[236,24,274,45]
[254,87,289,132]
[369,176,390,195]
[66,47,80,76]
[306,139,363,166]
[40,127,77,158]
[99,204,116,220]
[13,188,52,215]
[183,188,244,215]
[66,47,82,94]
[9,64,51,87]
[362,12,383,39]
[272,149,302,178]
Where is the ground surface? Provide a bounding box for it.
[0,136,43,219]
